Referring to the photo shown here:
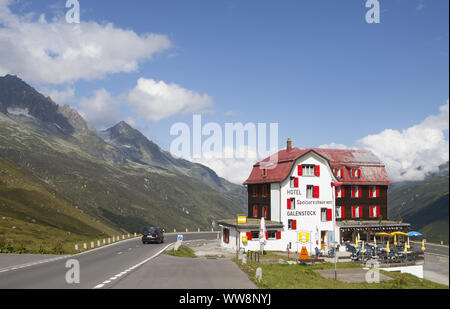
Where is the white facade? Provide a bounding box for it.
[221,151,340,256]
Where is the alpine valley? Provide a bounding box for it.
[0,75,246,252]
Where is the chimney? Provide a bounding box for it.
[287,138,292,152]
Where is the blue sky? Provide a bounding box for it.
[1,0,448,183]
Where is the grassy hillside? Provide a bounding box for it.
[0,156,121,253]
[0,111,246,237]
[389,167,449,244]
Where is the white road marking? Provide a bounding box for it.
[93,243,174,289]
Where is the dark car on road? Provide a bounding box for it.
[142,227,165,244]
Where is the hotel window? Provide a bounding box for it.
[351,168,361,178]
[251,231,259,239]
[334,168,343,178]
[336,186,345,198]
[262,184,269,197]
[369,186,380,198]
[352,206,363,219]
[252,185,258,197]
[252,205,259,218]
[321,208,328,222]
[306,185,314,199]
[351,186,362,198]
[306,186,320,199]
[262,206,269,219]
[287,198,296,210]
[262,168,268,177]
[267,231,277,240]
[288,219,297,230]
[336,206,345,219]
[290,177,299,188]
[302,165,316,176]
[370,206,381,218]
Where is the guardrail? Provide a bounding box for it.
[74,230,220,252]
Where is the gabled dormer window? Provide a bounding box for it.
[334,168,343,178]
[262,169,268,177]
[351,168,361,178]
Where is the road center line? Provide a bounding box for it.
[93,243,174,289]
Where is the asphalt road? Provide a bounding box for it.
[411,242,449,256]
[112,252,258,289]
[0,232,217,289]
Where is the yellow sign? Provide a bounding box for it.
[299,246,310,260]
[238,216,247,224]
[242,236,248,243]
[299,232,310,244]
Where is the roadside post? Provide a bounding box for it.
[174,234,183,251]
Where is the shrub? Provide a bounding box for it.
[51,241,65,254]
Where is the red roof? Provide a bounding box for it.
[244,148,392,186]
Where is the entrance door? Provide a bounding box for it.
[321,231,327,250]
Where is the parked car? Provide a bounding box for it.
[142,227,164,244]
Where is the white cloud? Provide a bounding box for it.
[321,101,449,182]
[127,78,214,122]
[0,0,171,84]
[39,86,75,105]
[123,117,137,128]
[188,146,261,184]
[78,89,120,129]
[416,2,425,11]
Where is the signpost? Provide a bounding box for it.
[174,235,183,251]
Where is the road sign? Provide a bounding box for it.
[299,247,310,260]
[177,235,184,242]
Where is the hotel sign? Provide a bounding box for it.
[238,216,247,224]
[288,211,317,217]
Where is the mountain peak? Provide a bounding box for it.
[0,75,74,133]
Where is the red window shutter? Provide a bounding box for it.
[265,231,269,240]
[369,187,374,198]
[246,232,252,241]
[340,168,344,177]
[352,207,356,218]
[351,187,356,198]
[359,206,363,218]
[351,169,355,177]
[277,231,281,239]
[358,169,361,178]
[293,220,297,230]
[253,205,258,217]
[287,199,291,210]
[359,187,363,198]
[376,187,380,198]
[341,187,345,198]
[315,165,321,177]
[298,165,303,176]
[294,177,299,188]
[377,206,381,218]
[370,206,374,218]
[341,207,345,219]
[335,187,338,198]
[327,209,332,221]
[313,186,320,198]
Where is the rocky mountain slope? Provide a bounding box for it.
[0,75,247,242]
[389,163,449,244]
